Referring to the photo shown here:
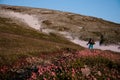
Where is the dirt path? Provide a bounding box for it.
[71,38,120,53]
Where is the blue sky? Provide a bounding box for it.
[0,0,120,23]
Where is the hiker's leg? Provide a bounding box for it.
[88,45,91,49]
[89,44,93,49]
[91,45,93,49]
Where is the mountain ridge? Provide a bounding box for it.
[0,4,120,24]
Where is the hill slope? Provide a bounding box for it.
[0,4,120,80]
[0,4,120,44]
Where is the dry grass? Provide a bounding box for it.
[1,4,120,44]
[0,17,82,66]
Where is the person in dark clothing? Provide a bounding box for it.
[99,35,104,46]
[87,38,95,49]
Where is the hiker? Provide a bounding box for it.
[87,38,95,49]
[99,35,104,46]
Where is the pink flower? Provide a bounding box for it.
[43,77,47,80]
[38,68,43,75]
[107,78,110,80]
[72,68,75,77]
[31,72,37,80]
[0,66,8,73]
[51,71,56,76]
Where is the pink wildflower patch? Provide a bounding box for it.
[51,71,56,76]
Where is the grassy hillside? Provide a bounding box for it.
[0,17,82,66]
[0,5,120,80]
[0,4,120,44]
